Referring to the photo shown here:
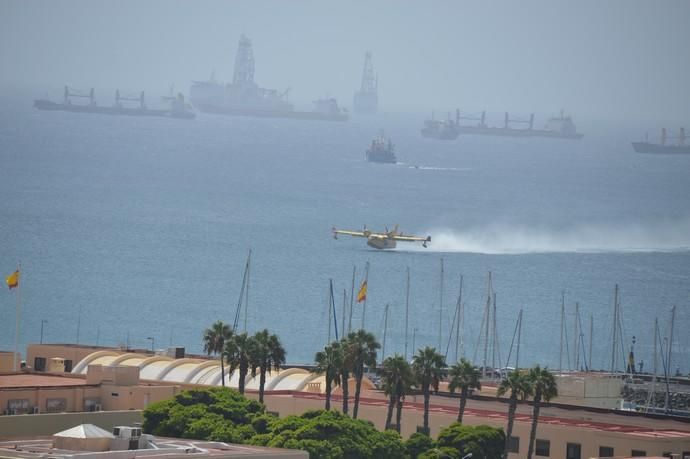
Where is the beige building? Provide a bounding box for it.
[4,343,690,459]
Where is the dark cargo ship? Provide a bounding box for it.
[34,87,195,119]
[191,35,347,122]
[366,131,396,164]
[632,128,690,154]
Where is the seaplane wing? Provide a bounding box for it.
[332,226,431,249]
[392,234,432,243]
[332,227,370,239]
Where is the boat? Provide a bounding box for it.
[366,131,396,164]
[420,110,461,140]
[33,87,195,119]
[456,110,583,139]
[191,35,348,122]
[632,128,690,154]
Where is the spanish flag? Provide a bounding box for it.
[356,280,367,303]
[6,270,19,290]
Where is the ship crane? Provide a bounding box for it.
[115,90,146,109]
[458,110,487,127]
[504,112,535,130]
[64,86,95,105]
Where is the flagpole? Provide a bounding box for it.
[13,265,21,372]
[361,261,369,331]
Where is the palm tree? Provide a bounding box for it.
[202,321,233,387]
[380,354,414,432]
[224,332,255,394]
[412,346,446,435]
[251,329,287,404]
[448,358,481,424]
[345,329,380,419]
[526,366,558,459]
[313,341,343,410]
[497,370,533,457]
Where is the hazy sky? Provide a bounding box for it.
[1,0,689,121]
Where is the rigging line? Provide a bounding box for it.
[577,311,589,371]
[472,298,488,365]
[656,321,672,414]
[330,279,339,342]
[233,260,248,331]
[505,310,521,369]
[444,294,459,362]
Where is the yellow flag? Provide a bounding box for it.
[6,270,19,290]
[356,280,367,303]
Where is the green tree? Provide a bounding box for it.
[526,366,558,459]
[448,358,481,424]
[313,341,343,410]
[380,354,414,432]
[405,431,434,459]
[202,320,233,387]
[497,370,532,457]
[224,332,256,395]
[436,422,505,459]
[345,329,380,419]
[412,346,447,435]
[251,329,286,404]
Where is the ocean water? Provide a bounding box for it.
[1,94,689,374]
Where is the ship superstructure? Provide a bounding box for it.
[353,52,378,114]
[632,128,690,154]
[191,35,347,121]
[421,110,461,140]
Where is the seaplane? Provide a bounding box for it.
[332,225,431,250]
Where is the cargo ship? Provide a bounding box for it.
[366,131,396,164]
[456,110,583,139]
[191,35,348,122]
[420,110,461,140]
[33,87,195,119]
[632,128,690,154]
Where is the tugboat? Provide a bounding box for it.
[632,128,690,154]
[366,131,396,164]
[420,110,461,140]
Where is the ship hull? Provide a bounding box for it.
[33,100,195,119]
[194,103,348,122]
[457,125,583,139]
[366,150,396,164]
[420,128,460,140]
[632,142,690,154]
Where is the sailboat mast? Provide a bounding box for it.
[244,250,251,332]
[646,317,659,412]
[454,275,463,363]
[589,313,593,371]
[610,284,619,373]
[482,272,491,378]
[404,267,410,360]
[382,303,389,365]
[558,290,565,374]
[328,280,333,344]
[667,305,676,378]
[438,258,444,350]
[342,289,347,339]
[516,309,522,370]
[574,302,580,370]
[349,266,356,334]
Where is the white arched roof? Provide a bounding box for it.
[72,350,374,394]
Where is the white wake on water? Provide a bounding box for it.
[413,221,690,254]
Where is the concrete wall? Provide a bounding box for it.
[0,385,102,413]
[0,352,19,372]
[0,410,143,439]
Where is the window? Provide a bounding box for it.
[34,357,46,372]
[662,453,672,458]
[46,398,67,413]
[631,451,646,457]
[682,452,690,459]
[599,446,614,457]
[7,399,30,414]
[64,359,73,372]
[536,439,550,457]
[566,443,581,459]
[507,436,519,453]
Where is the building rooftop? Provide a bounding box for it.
[0,373,89,388]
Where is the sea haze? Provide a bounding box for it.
[0,94,689,373]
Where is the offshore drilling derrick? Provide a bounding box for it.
[353,51,378,114]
